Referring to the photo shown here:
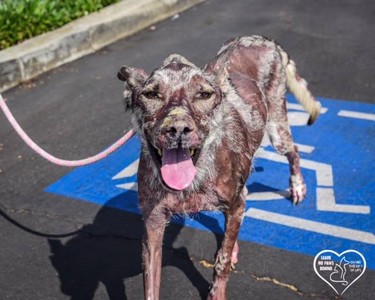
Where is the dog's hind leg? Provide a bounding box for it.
[267,100,306,204]
[208,193,245,300]
[229,187,247,266]
[142,211,168,300]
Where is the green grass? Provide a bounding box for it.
[0,0,120,50]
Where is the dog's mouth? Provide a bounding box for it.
[149,144,200,191]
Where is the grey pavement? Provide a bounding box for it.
[0,0,374,299]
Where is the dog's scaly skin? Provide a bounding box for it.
[118,35,321,299]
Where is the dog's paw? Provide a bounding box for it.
[289,174,306,204]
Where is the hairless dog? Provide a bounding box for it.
[117,35,321,300]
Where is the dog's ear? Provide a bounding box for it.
[117,66,148,110]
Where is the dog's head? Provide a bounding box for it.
[118,54,222,191]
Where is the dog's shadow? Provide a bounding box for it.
[48,192,223,300]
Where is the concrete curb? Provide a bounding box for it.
[0,0,204,93]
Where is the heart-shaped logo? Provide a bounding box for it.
[313,250,366,295]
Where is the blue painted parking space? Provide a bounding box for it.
[46,95,375,269]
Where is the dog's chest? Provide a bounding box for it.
[163,189,223,214]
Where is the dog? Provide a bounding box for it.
[117,35,321,300]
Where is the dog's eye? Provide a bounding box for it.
[198,91,213,99]
[143,91,159,99]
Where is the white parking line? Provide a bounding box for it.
[260,135,315,153]
[338,110,375,121]
[245,208,375,245]
[317,187,370,214]
[294,143,315,153]
[113,158,139,191]
[287,102,328,114]
[255,148,334,186]
[254,148,371,214]
[116,182,138,191]
[246,190,290,201]
[112,158,139,180]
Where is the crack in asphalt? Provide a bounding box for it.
[246,273,338,299]
[197,258,337,299]
[250,274,304,297]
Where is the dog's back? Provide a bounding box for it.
[206,36,321,126]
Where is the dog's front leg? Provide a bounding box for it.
[142,211,168,300]
[208,195,245,300]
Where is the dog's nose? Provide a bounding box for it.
[165,120,194,138]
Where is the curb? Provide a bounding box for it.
[0,0,204,93]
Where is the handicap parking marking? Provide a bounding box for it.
[45,95,375,269]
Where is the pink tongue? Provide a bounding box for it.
[161,148,196,190]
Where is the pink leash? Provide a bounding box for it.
[0,94,135,167]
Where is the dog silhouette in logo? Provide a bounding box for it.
[329,257,350,286]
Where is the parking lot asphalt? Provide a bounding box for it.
[1,0,374,299]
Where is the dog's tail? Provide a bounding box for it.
[278,46,322,125]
